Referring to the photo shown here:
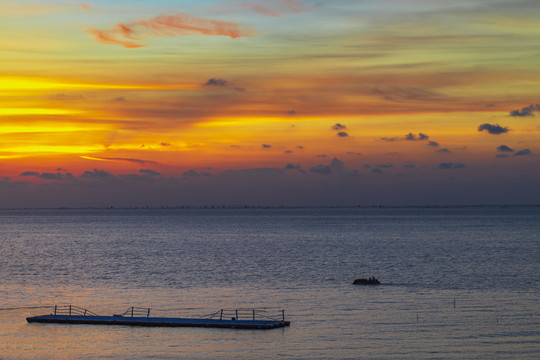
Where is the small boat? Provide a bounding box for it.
[27,305,290,330]
[353,277,381,285]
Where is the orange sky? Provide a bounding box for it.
[1,0,539,207]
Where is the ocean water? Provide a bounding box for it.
[0,207,538,359]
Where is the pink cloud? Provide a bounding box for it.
[86,13,255,48]
[235,0,312,17]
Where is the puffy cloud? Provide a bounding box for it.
[509,104,540,117]
[309,164,332,175]
[38,172,69,180]
[330,157,344,169]
[139,169,161,176]
[427,141,439,147]
[309,157,348,175]
[284,163,305,173]
[19,171,73,180]
[364,163,393,169]
[382,132,430,142]
[478,123,509,135]
[183,170,211,177]
[262,144,272,149]
[405,132,429,141]
[81,169,115,179]
[437,148,451,153]
[405,133,416,141]
[86,13,255,48]
[205,78,228,86]
[439,162,466,169]
[497,145,514,153]
[332,123,347,130]
[337,131,349,137]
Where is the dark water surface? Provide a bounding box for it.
[1,207,538,359]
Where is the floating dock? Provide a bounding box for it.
[26,306,290,330]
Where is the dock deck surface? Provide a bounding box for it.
[27,314,290,330]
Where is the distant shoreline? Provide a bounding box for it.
[1,204,539,211]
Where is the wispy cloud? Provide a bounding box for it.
[496,148,533,158]
[514,149,532,157]
[86,13,255,48]
[234,0,313,17]
[72,1,91,10]
[81,156,158,165]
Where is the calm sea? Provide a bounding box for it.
[0,207,538,359]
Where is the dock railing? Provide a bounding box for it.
[114,307,151,318]
[200,308,286,322]
[52,305,99,317]
[49,305,286,322]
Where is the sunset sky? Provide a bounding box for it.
[1,0,539,207]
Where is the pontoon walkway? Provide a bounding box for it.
[26,306,290,330]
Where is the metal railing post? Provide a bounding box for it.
[236,309,238,320]
[131,307,134,318]
[69,305,72,316]
[54,305,57,315]
[252,309,255,321]
[220,309,223,320]
[147,308,150,318]
[282,310,285,321]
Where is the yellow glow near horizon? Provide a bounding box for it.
[196,117,288,128]
[0,108,82,116]
[4,144,102,154]
[0,76,200,92]
[0,122,112,134]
